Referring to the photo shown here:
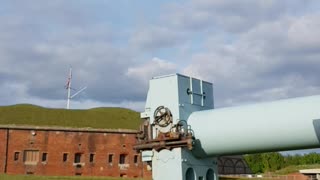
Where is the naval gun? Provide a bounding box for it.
[134,74,320,180]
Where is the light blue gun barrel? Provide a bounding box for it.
[188,95,320,158]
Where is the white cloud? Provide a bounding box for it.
[129,26,185,50]
[183,11,320,107]
[126,57,177,87]
[288,14,320,50]
[1,0,320,115]
[0,81,145,111]
[1,0,319,155]
[166,0,303,33]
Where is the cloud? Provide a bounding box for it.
[165,0,307,33]
[1,0,319,155]
[0,1,142,104]
[287,14,320,51]
[126,57,177,87]
[129,26,185,50]
[0,79,145,111]
[183,12,320,107]
[1,0,320,117]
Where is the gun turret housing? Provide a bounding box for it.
[134,74,320,180]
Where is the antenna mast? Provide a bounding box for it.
[66,67,72,109]
[65,67,87,109]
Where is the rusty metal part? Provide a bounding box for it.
[153,106,172,127]
[134,133,194,151]
[135,114,194,152]
[133,129,194,151]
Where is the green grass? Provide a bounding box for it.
[273,164,320,175]
[0,104,141,130]
[0,174,142,180]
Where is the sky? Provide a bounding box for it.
[1,0,320,154]
[1,0,320,111]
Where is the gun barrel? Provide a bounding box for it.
[188,95,320,157]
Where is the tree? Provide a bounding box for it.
[245,152,284,173]
[261,152,285,172]
[245,152,320,174]
[244,154,264,173]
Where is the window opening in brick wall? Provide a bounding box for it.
[120,174,127,177]
[14,152,20,161]
[63,153,68,162]
[108,154,113,164]
[23,150,39,165]
[119,154,127,164]
[134,155,139,164]
[89,153,95,163]
[42,153,47,162]
[74,153,82,163]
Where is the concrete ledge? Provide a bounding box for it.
[299,169,320,174]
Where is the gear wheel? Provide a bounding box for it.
[153,106,172,127]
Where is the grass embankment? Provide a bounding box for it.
[273,164,320,175]
[0,174,142,180]
[0,104,141,130]
[220,164,320,180]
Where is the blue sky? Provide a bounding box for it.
[1,0,320,154]
[2,0,320,110]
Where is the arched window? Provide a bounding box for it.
[186,168,195,180]
[206,169,215,180]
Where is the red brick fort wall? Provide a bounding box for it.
[0,126,150,178]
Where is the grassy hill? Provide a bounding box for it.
[0,104,141,130]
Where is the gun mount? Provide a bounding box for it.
[134,74,320,180]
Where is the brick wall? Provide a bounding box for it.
[0,129,8,173]
[0,127,150,178]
